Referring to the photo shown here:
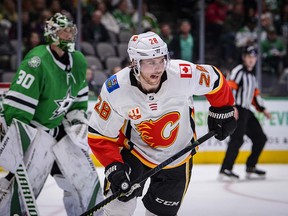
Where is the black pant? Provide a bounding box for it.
[120,148,193,216]
[221,106,267,171]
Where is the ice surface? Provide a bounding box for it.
[31,164,288,216]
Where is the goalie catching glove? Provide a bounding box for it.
[105,162,137,202]
[208,106,237,141]
[62,110,89,151]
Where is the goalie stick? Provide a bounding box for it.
[3,163,40,216]
[80,130,216,216]
[15,162,40,215]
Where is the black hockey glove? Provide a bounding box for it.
[105,162,133,202]
[208,106,237,141]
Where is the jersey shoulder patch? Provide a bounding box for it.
[169,60,193,79]
[105,74,120,93]
[179,63,192,78]
[28,56,41,68]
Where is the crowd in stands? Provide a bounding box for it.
[0,0,287,96]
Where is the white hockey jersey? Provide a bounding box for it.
[88,60,234,168]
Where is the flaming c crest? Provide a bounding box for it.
[136,112,180,148]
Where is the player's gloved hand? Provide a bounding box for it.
[105,162,133,202]
[62,110,89,151]
[208,106,237,141]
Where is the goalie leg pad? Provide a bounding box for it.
[0,176,14,215]
[0,119,38,173]
[54,174,81,216]
[24,129,57,198]
[0,120,57,215]
[53,135,104,216]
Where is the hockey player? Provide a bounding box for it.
[0,13,103,215]
[88,31,237,216]
[219,45,271,180]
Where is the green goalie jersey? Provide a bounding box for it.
[3,45,88,130]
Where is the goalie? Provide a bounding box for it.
[0,13,103,215]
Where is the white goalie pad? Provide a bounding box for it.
[0,120,57,215]
[0,119,37,173]
[53,135,104,216]
[24,128,57,197]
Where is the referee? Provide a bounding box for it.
[219,45,272,180]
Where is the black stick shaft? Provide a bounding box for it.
[81,131,216,216]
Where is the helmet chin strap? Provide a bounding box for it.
[131,59,141,81]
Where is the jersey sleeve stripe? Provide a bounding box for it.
[207,66,224,95]
[88,133,118,142]
[77,86,89,96]
[227,80,238,90]
[5,90,38,105]
[88,126,118,142]
[75,86,89,102]
[75,94,88,102]
[4,98,35,115]
[254,88,260,96]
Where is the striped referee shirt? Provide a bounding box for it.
[227,64,265,111]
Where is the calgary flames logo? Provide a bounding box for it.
[136,112,180,148]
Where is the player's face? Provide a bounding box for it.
[243,54,257,71]
[57,27,76,42]
[139,56,166,86]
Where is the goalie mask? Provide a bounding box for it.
[127,31,169,77]
[44,13,77,52]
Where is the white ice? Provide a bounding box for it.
[33,164,288,216]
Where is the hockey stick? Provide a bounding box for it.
[3,163,40,216]
[81,130,216,216]
[14,162,40,215]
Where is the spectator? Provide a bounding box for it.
[261,25,286,76]
[49,0,62,14]
[33,9,52,39]
[29,0,47,25]
[113,0,134,33]
[111,66,122,74]
[0,0,18,39]
[82,10,110,46]
[205,0,229,45]
[159,23,173,46]
[23,31,42,56]
[261,12,274,33]
[169,20,194,62]
[22,11,32,43]
[131,1,160,33]
[279,3,288,41]
[220,2,245,64]
[111,0,134,13]
[98,1,120,35]
[0,19,14,56]
[86,66,98,97]
[235,16,266,60]
[235,16,259,48]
